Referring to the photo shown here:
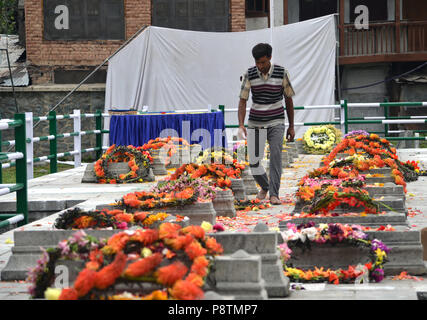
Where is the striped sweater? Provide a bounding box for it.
[242,64,294,128]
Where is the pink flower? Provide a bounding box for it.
[213,223,225,232]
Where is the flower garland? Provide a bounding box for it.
[234,198,272,211]
[280,222,390,284]
[53,207,177,230]
[117,188,199,212]
[303,125,342,154]
[139,137,190,166]
[29,224,224,300]
[323,133,418,191]
[168,162,245,188]
[152,175,218,202]
[94,145,153,184]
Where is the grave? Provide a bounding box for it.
[212,189,236,218]
[230,179,247,201]
[149,149,168,175]
[96,201,217,226]
[240,168,258,195]
[81,162,155,183]
[206,250,268,300]
[211,225,290,298]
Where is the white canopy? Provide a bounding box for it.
[105,14,337,139]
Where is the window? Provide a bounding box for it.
[152,0,230,32]
[246,0,269,18]
[349,0,388,23]
[43,0,125,40]
[299,0,337,22]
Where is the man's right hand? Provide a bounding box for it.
[238,126,247,140]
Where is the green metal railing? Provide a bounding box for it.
[0,110,110,183]
[222,100,427,143]
[0,114,28,229]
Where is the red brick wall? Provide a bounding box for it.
[230,0,246,32]
[25,0,246,83]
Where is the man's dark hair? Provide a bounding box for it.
[252,43,272,60]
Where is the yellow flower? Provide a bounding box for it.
[375,248,387,265]
[141,247,152,258]
[44,288,62,300]
[201,221,213,232]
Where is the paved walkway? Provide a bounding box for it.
[0,151,426,300]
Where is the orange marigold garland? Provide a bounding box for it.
[94,145,153,184]
[32,223,224,300]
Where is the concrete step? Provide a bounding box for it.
[280,211,408,229]
[280,227,426,276]
[294,195,406,214]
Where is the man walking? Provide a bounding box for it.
[238,43,295,205]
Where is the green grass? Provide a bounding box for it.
[419,132,427,148]
[0,163,74,184]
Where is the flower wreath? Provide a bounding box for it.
[117,188,199,211]
[323,133,418,191]
[53,207,178,230]
[169,162,245,189]
[28,224,224,300]
[234,198,272,211]
[139,137,190,166]
[153,175,218,202]
[94,145,153,184]
[280,222,390,284]
[303,125,342,154]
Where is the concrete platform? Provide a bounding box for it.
[0,151,426,300]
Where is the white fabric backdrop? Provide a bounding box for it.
[105,14,337,140]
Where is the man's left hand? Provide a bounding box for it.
[286,126,295,142]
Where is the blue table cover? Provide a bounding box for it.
[109,112,227,150]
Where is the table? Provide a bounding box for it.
[109,112,227,149]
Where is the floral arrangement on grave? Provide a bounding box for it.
[296,176,380,215]
[294,131,418,215]
[234,198,272,211]
[53,207,183,230]
[233,140,249,164]
[94,145,153,184]
[323,132,419,191]
[28,224,224,300]
[138,137,190,166]
[151,174,218,203]
[116,187,199,212]
[166,148,246,189]
[303,125,342,154]
[280,222,390,284]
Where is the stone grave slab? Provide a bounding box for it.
[212,189,236,218]
[230,179,247,201]
[207,250,268,300]
[210,228,290,298]
[241,169,258,195]
[281,211,408,228]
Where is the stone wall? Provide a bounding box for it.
[0,85,106,160]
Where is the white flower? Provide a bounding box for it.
[301,227,317,241]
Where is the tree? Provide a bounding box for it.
[0,0,17,35]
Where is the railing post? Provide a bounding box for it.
[0,114,2,184]
[49,110,57,173]
[15,113,28,225]
[340,100,348,134]
[25,112,34,179]
[383,98,389,137]
[95,109,102,160]
[218,105,225,120]
[73,109,82,167]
